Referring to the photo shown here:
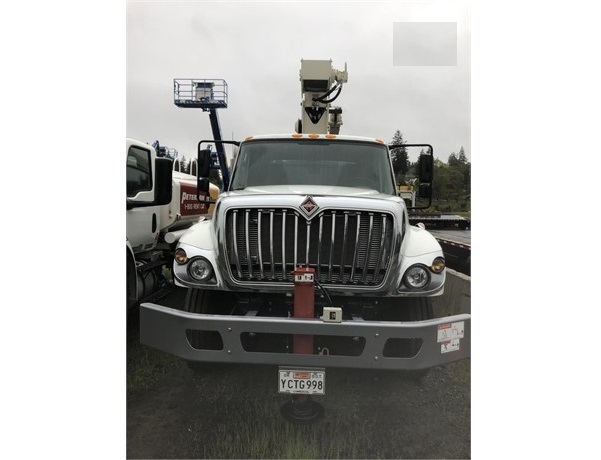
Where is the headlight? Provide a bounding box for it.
[188,257,214,282]
[403,264,430,289]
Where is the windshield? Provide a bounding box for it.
[230,139,396,195]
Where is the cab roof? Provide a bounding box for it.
[242,133,386,144]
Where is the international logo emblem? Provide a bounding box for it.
[300,196,318,217]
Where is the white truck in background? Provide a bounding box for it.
[126,138,219,312]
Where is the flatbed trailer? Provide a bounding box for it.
[408,213,470,230]
[429,230,471,276]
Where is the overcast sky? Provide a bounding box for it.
[6,2,601,457]
[127,0,470,162]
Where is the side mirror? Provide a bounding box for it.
[198,177,210,194]
[197,148,211,178]
[418,153,433,183]
[197,148,211,195]
[391,143,434,211]
[154,157,173,206]
[418,183,431,199]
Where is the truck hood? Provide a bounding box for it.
[225,184,395,200]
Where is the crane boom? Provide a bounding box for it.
[296,59,348,135]
[173,78,231,190]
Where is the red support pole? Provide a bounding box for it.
[280,265,324,423]
[293,265,315,356]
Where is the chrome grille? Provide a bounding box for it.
[225,208,394,285]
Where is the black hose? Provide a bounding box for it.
[314,280,333,307]
[312,83,342,104]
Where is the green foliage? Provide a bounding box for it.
[389,130,409,184]
[179,155,189,174]
[430,147,470,212]
[209,168,223,189]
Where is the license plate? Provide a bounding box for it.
[278,367,326,395]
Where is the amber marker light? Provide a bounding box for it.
[325,134,336,139]
[245,136,254,141]
[308,133,320,138]
[375,138,384,143]
[292,133,302,138]
[174,248,189,265]
[431,257,446,273]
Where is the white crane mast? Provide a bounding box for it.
[295,59,348,135]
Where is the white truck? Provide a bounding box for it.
[139,60,470,408]
[126,138,219,313]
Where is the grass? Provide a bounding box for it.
[127,329,186,395]
[128,350,470,459]
[186,398,405,459]
[160,362,470,459]
[127,287,188,395]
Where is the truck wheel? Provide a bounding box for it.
[183,289,223,373]
[405,297,433,381]
[382,297,434,382]
[184,288,209,314]
[127,251,137,311]
[126,251,139,335]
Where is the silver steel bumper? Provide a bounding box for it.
[140,303,470,370]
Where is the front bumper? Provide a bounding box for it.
[140,303,470,370]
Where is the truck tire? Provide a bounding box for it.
[406,296,434,321]
[183,289,223,373]
[184,288,209,314]
[127,250,137,312]
[381,297,434,382]
[126,250,139,335]
[405,297,433,381]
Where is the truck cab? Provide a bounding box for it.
[126,138,219,312]
[126,138,173,253]
[175,134,441,297]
